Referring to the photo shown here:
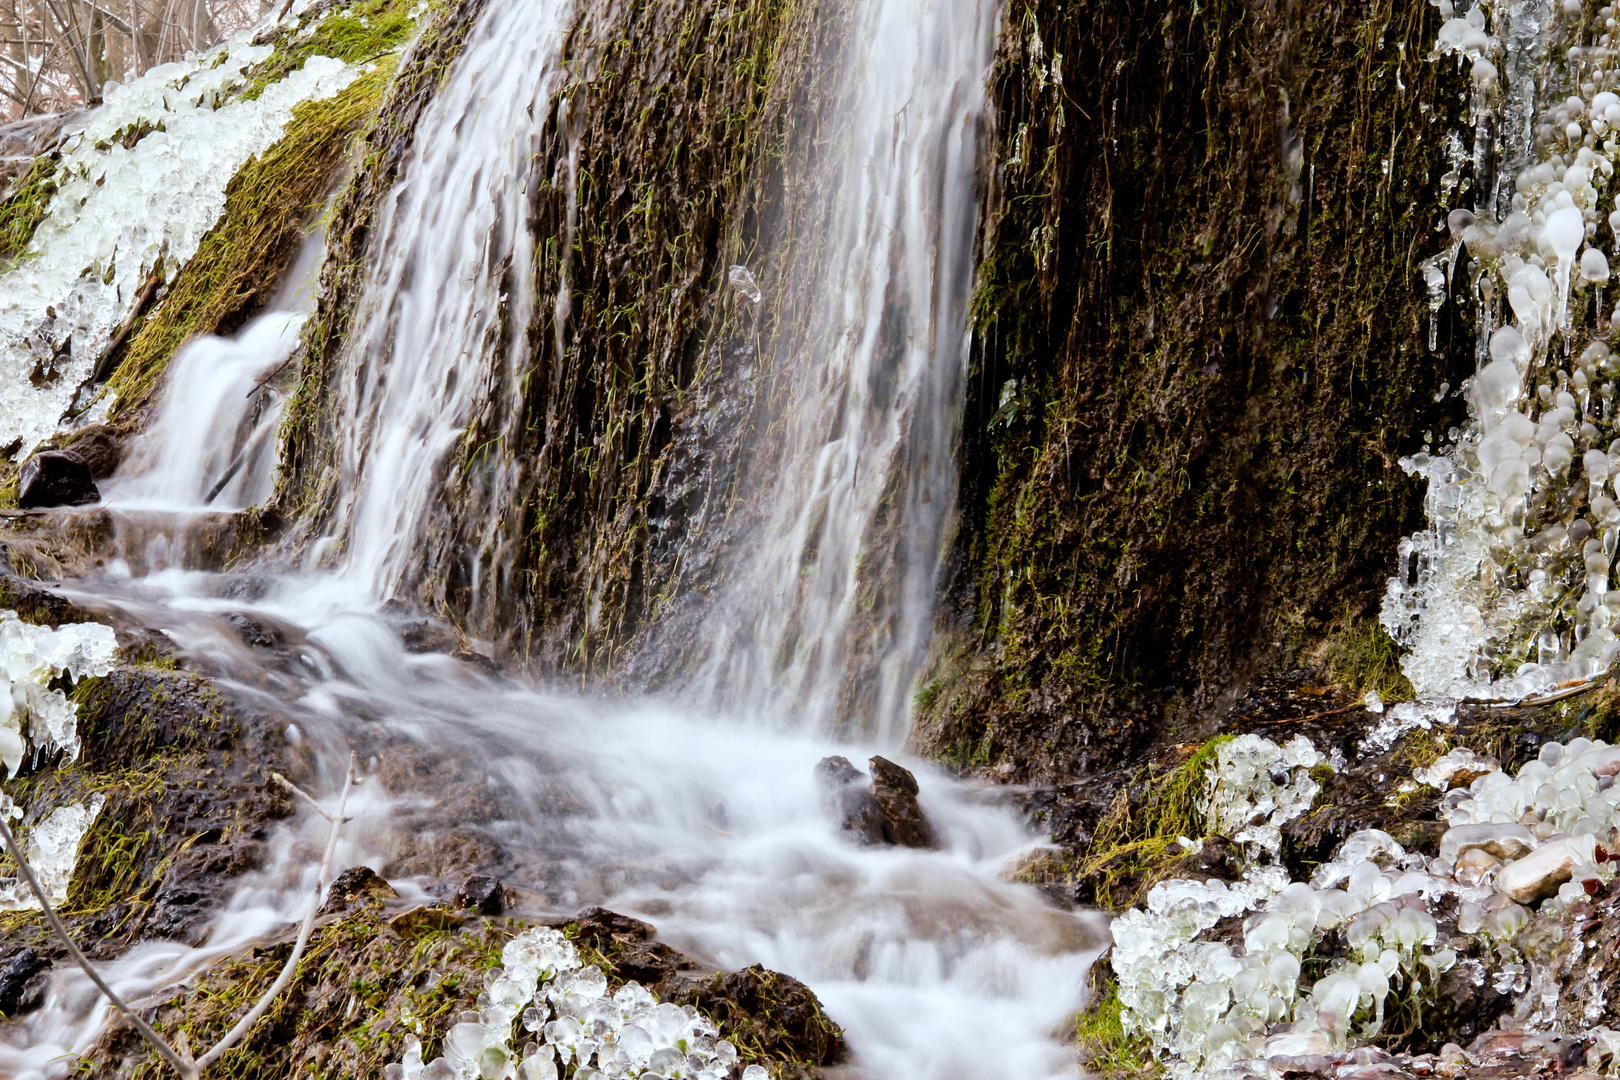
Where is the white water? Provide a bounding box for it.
[692,0,994,744]
[0,0,1111,1075]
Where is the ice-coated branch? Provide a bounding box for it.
[0,754,359,1078]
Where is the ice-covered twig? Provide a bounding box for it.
[0,754,359,1078]
[0,809,200,1079]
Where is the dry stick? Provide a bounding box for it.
[0,811,200,1080]
[193,752,357,1071]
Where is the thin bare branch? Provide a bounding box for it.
[0,812,200,1080]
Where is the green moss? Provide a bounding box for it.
[1072,734,1232,909]
[241,0,417,100]
[1075,981,1156,1079]
[0,155,61,269]
[1322,617,1416,702]
[104,56,399,416]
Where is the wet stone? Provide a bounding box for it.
[814,755,886,845]
[17,448,97,508]
[387,904,463,938]
[869,755,937,849]
[0,948,50,1018]
[454,873,505,915]
[319,865,398,915]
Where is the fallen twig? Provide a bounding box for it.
[0,752,359,1077]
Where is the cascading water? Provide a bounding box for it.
[691,0,993,744]
[0,0,1111,1076]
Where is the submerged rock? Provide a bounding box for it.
[814,755,886,845]
[869,755,938,849]
[17,448,97,508]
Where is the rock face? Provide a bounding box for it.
[318,865,398,915]
[869,756,937,849]
[17,448,97,508]
[814,755,887,845]
[0,947,49,1018]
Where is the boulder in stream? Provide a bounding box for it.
[814,755,887,845]
[455,873,506,915]
[17,448,97,508]
[0,948,50,1018]
[869,755,937,849]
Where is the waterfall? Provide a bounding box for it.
[691,0,995,744]
[315,0,569,611]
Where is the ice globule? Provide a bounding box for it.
[0,610,116,777]
[1384,0,1620,701]
[1200,735,1325,858]
[0,31,363,456]
[0,794,104,911]
[384,927,744,1080]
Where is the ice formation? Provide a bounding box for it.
[384,926,756,1080]
[1111,727,1620,1077]
[1200,735,1325,857]
[0,610,118,777]
[0,796,104,910]
[1384,0,1620,700]
[0,26,361,455]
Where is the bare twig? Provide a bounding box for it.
[0,811,200,1079]
[0,752,360,1077]
[194,753,357,1070]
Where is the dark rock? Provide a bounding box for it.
[814,756,886,845]
[18,448,97,508]
[318,866,398,915]
[57,426,123,479]
[454,874,505,915]
[664,964,846,1069]
[0,948,50,1017]
[869,755,937,849]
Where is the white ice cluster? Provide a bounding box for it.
[1386,0,1620,700]
[0,29,361,454]
[1201,735,1325,857]
[0,609,117,777]
[0,795,103,910]
[1111,728,1620,1078]
[385,927,758,1080]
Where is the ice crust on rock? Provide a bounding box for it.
[1201,735,1325,857]
[0,32,361,455]
[0,795,104,910]
[0,609,116,777]
[384,926,744,1080]
[1110,729,1620,1078]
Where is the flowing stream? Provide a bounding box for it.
[0,0,1111,1076]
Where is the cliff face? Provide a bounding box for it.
[911,0,1478,777]
[273,0,1477,768]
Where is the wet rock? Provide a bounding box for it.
[869,755,937,849]
[455,873,505,915]
[0,948,50,1017]
[388,904,463,937]
[664,964,846,1070]
[1440,823,1537,862]
[17,448,97,508]
[319,865,398,915]
[1497,838,1581,904]
[814,755,886,845]
[56,425,123,479]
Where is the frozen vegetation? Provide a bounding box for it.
[1110,726,1620,1077]
[0,610,115,912]
[0,17,361,455]
[1384,0,1620,701]
[385,927,762,1080]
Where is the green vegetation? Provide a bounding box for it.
[1071,734,1231,909]
[1322,617,1416,702]
[0,156,61,269]
[1075,981,1155,1079]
